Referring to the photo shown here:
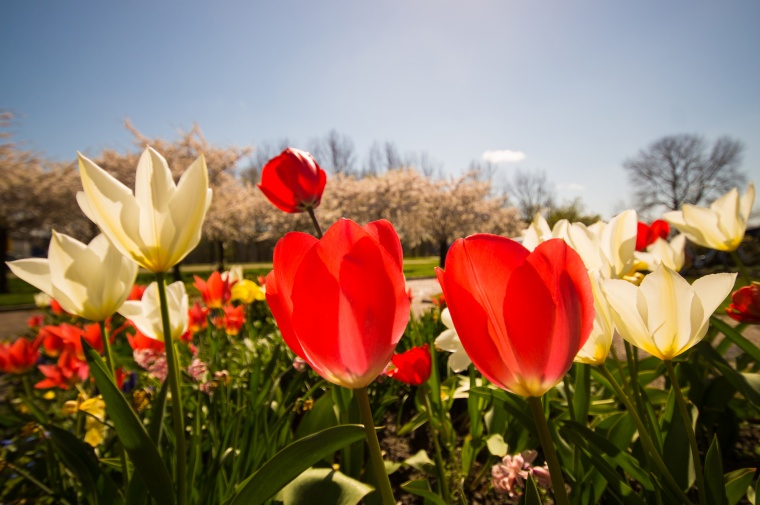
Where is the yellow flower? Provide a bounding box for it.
[77,147,212,273]
[663,182,755,252]
[7,232,137,321]
[230,279,265,304]
[603,264,736,360]
[118,281,188,342]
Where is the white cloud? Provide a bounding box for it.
[481,149,526,163]
[558,183,586,191]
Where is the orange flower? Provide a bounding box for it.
[0,338,40,374]
[194,271,235,309]
[188,301,209,333]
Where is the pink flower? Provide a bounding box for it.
[187,358,208,382]
[491,450,551,498]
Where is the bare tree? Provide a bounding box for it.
[507,169,556,223]
[310,129,356,174]
[623,134,745,212]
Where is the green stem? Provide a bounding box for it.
[600,365,693,505]
[5,460,72,505]
[354,387,395,505]
[527,396,570,505]
[307,207,323,238]
[665,361,707,505]
[730,250,752,285]
[423,385,451,504]
[155,272,187,505]
[98,320,131,489]
[21,375,47,424]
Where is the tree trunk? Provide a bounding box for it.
[216,240,225,273]
[438,239,449,269]
[0,227,8,294]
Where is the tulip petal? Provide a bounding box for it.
[364,219,403,271]
[6,258,53,297]
[437,235,528,392]
[603,279,660,357]
[166,154,212,269]
[505,239,593,395]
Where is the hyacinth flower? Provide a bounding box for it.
[266,218,409,505]
[437,235,594,505]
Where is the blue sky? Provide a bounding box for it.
[2,1,759,219]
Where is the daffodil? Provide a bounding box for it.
[663,182,755,252]
[231,279,266,304]
[118,281,188,342]
[603,264,736,360]
[7,232,138,321]
[77,147,212,273]
[574,270,615,366]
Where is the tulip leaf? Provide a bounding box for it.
[724,468,756,505]
[48,425,123,505]
[404,449,437,476]
[399,479,447,505]
[573,363,591,423]
[704,436,728,505]
[709,316,760,363]
[83,343,175,505]
[524,475,542,505]
[697,342,760,405]
[276,468,373,505]
[661,388,695,490]
[560,426,647,505]
[227,424,366,505]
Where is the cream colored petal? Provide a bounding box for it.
[441,308,454,330]
[602,209,637,278]
[670,234,686,271]
[640,265,694,358]
[166,281,189,339]
[740,182,755,221]
[435,329,462,352]
[710,187,744,244]
[135,147,175,214]
[680,205,728,250]
[76,191,97,222]
[117,283,164,341]
[448,350,472,373]
[603,279,657,356]
[692,273,737,326]
[165,155,211,269]
[48,231,90,318]
[663,209,711,248]
[78,153,146,265]
[7,258,53,297]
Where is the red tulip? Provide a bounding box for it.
[40,323,103,361]
[194,271,235,309]
[215,305,245,335]
[636,220,670,251]
[266,218,410,388]
[436,236,594,397]
[188,301,209,333]
[35,350,88,389]
[386,344,432,385]
[127,327,166,353]
[258,148,327,213]
[726,283,760,324]
[128,284,147,301]
[0,338,40,374]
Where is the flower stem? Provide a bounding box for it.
[155,272,187,505]
[600,364,692,505]
[665,361,707,505]
[527,396,570,505]
[307,207,323,238]
[354,387,395,505]
[21,375,47,424]
[423,384,451,504]
[730,250,752,285]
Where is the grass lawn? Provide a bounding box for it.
[0,257,440,308]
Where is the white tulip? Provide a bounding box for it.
[118,281,188,342]
[434,308,472,373]
[634,234,686,272]
[77,147,212,273]
[575,270,615,365]
[7,232,137,321]
[663,182,755,252]
[603,264,736,361]
[520,213,552,252]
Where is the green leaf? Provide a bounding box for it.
[524,475,542,505]
[710,316,760,363]
[83,343,175,505]
[404,449,436,476]
[661,388,695,490]
[296,393,338,439]
[698,342,760,405]
[724,468,756,505]
[227,424,366,505]
[48,426,123,505]
[704,436,728,505]
[277,468,373,505]
[561,427,647,505]
[400,479,447,505]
